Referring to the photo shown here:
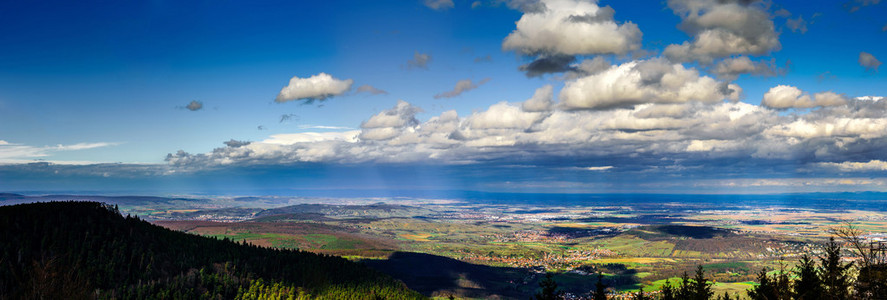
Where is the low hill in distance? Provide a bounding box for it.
[0,201,424,300]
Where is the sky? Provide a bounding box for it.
[1,0,886,195]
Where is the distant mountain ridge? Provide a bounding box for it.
[256,202,435,219]
[0,201,423,299]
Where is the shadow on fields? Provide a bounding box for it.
[362,252,532,299]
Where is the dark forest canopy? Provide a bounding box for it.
[0,201,424,299]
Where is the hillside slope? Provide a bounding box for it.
[0,201,424,300]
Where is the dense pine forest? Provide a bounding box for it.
[0,201,424,300]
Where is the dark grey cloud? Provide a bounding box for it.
[500,0,546,13]
[470,0,546,13]
[356,84,388,95]
[518,55,576,77]
[859,52,882,72]
[223,139,251,148]
[185,100,203,111]
[280,114,299,123]
[434,78,491,99]
[566,5,615,24]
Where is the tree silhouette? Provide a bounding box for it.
[631,286,648,300]
[677,271,693,299]
[820,238,852,300]
[535,272,560,300]
[834,223,887,299]
[794,254,822,300]
[593,273,608,300]
[661,279,676,300]
[717,291,733,300]
[690,266,714,300]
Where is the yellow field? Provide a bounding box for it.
[591,257,675,264]
[400,233,434,242]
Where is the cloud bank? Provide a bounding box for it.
[0,141,117,164]
[164,77,887,189]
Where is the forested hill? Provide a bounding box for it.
[0,201,424,300]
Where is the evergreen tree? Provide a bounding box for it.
[856,264,887,300]
[774,263,793,300]
[593,273,608,300]
[794,254,822,300]
[819,238,852,300]
[748,265,794,300]
[631,286,648,300]
[690,265,714,300]
[748,268,775,300]
[535,273,560,300]
[677,271,693,300]
[660,280,676,300]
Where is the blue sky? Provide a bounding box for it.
[1,0,886,195]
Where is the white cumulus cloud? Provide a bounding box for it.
[664,0,780,63]
[761,85,847,109]
[559,59,740,110]
[502,0,642,56]
[275,73,353,103]
[522,85,555,112]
